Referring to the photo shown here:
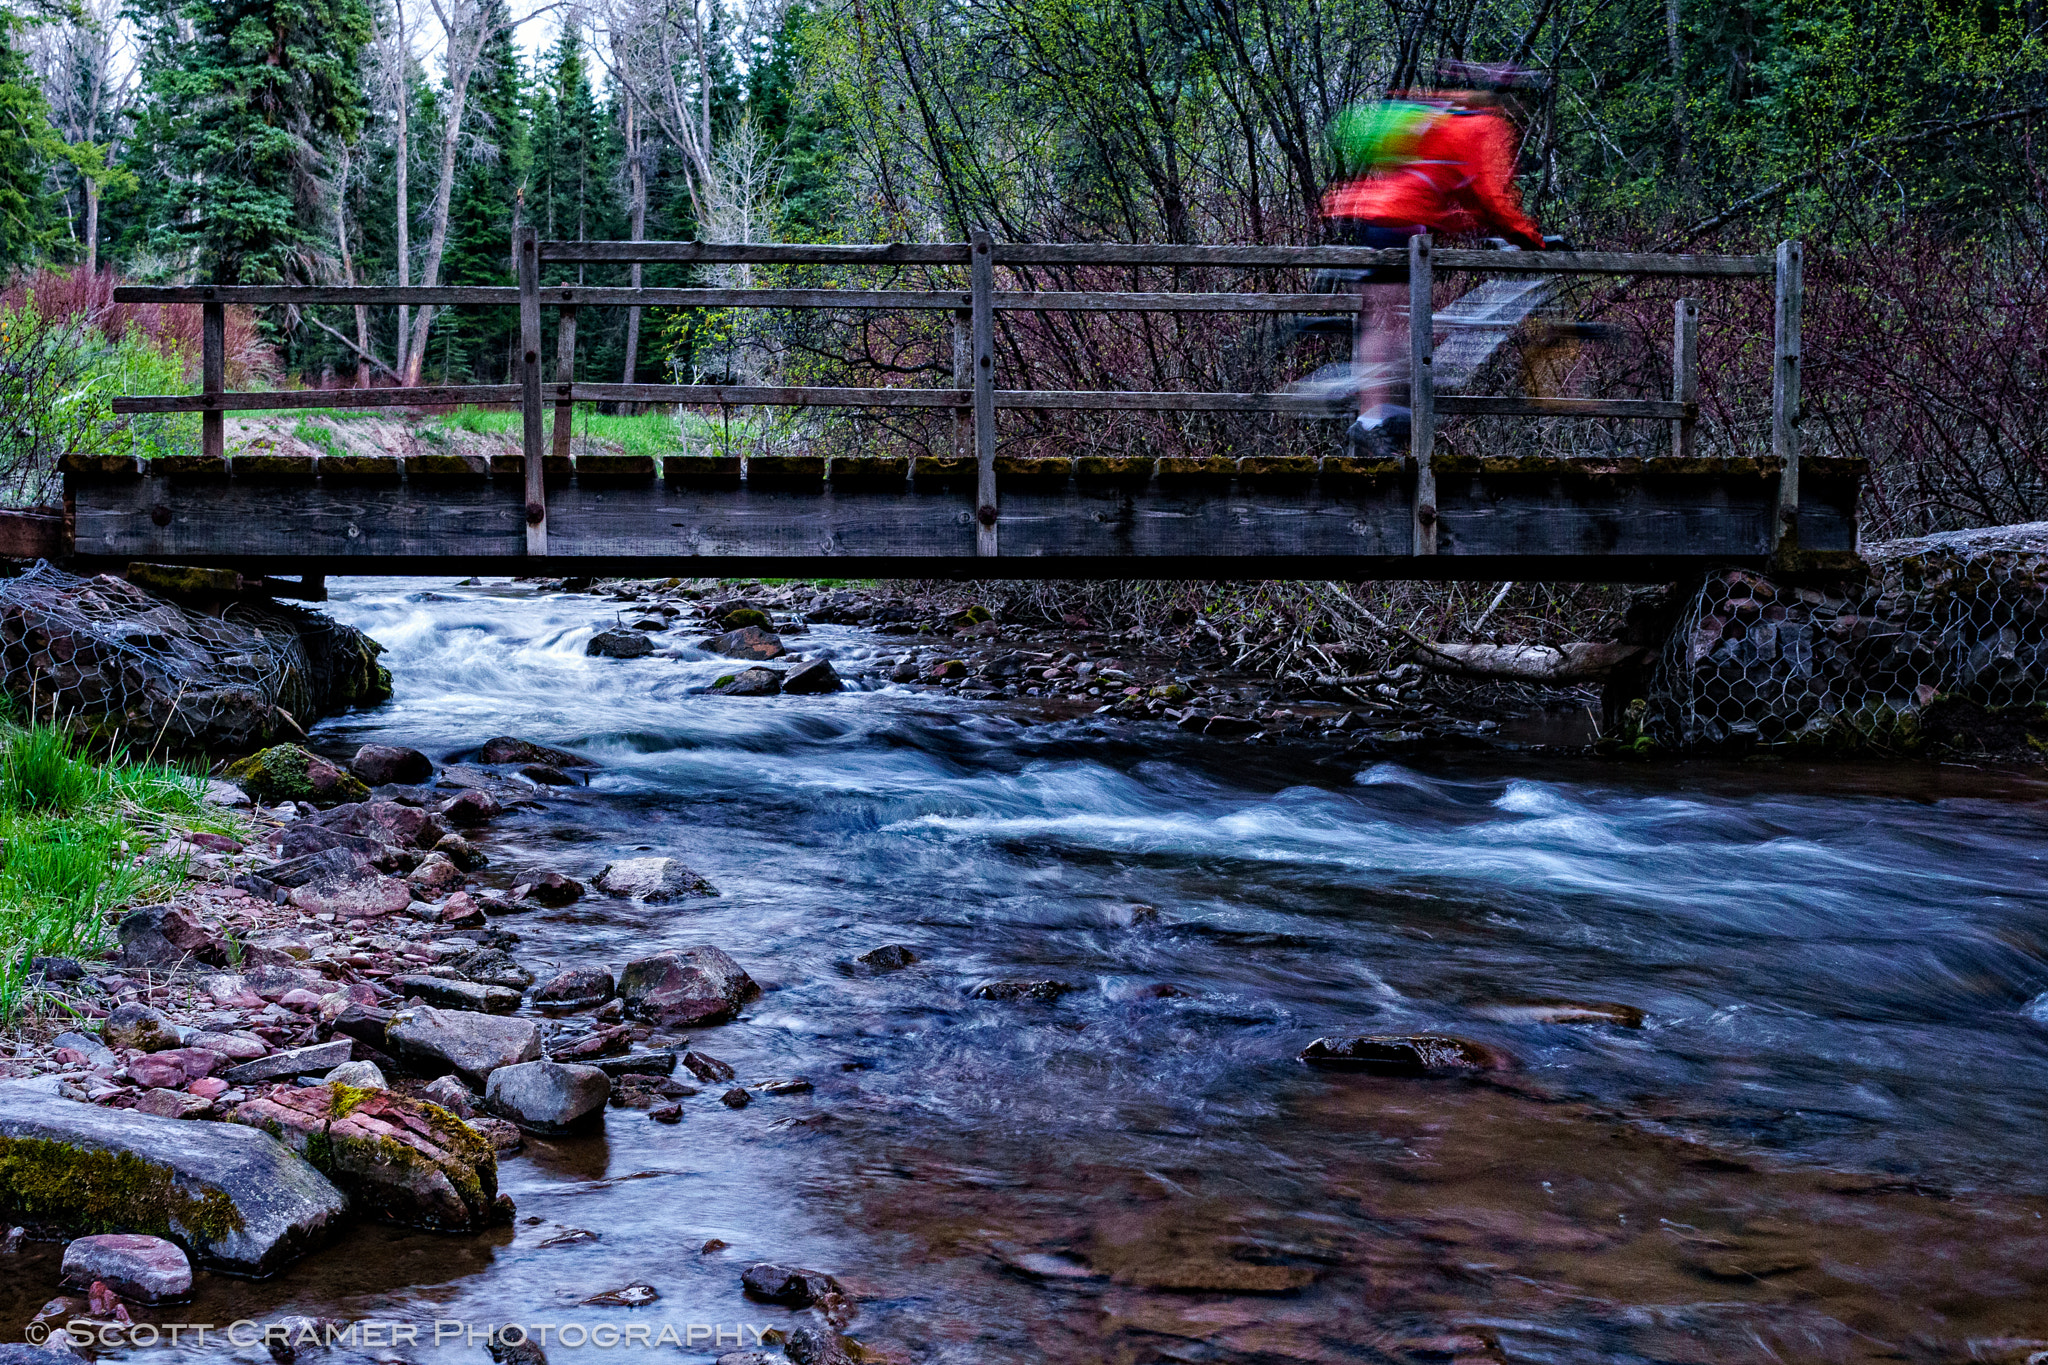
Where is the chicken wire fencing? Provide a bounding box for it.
[1642,546,2048,753]
[0,559,317,752]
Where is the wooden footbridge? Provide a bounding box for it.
[43,230,1856,580]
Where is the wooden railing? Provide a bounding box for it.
[111,230,1800,561]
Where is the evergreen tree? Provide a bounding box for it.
[124,0,375,282]
[746,2,842,240]
[436,0,527,382]
[0,10,69,265]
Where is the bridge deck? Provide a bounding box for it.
[59,450,1861,581]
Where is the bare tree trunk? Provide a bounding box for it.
[334,145,376,387]
[402,0,510,385]
[620,98,645,393]
[83,179,98,275]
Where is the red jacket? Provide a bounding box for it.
[1321,107,1545,249]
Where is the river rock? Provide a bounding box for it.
[711,666,782,697]
[317,800,446,850]
[593,856,714,901]
[439,790,502,825]
[115,904,226,969]
[349,744,433,786]
[134,1088,214,1120]
[435,833,489,870]
[407,853,463,896]
[223,1040,355,1086]
[526,872,584,906]
[534,967,614,1010]
[741,1262,840,1306]
[702,627,787,661]
[232,1084,507,1230]
[330,1003,394,1048]
[389,974,522,1015]
[855,944,916,972]
[0,1090,345,1274]
[385,1006,541,1088]
[681,1051,735,1083]
[102,1003,180,1053]
[126,1054,192,1089]
[51,1031,117,1070]
[484,1061,610,1135]
[60,1233,192,1304]
[781,658,843,694]
[970,980,1075,1003]
[438,948,535,992]
[719,1087,750,1108]
[592,1051,678,1079]
[618,947,760,1026]
[286,866,413,919]
[713,605,772,631]
[1297,1034,1514,1075]
[184,1029,269,1062]
[324,1061,387,1088]
[587,629,654,659]
[1472,999,1646,1027]
[551,1025,632,1062]
[227,745,370,807]
[785,1328,860,1365]
[477,736,595,768]
[421,1076,479,1117]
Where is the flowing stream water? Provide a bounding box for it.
[46,578,2048,1364]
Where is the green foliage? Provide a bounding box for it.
[124,0,376,281]
[0,720,221,1019]
[0,14,66,264]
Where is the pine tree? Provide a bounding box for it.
[124,0,375,282]
[0,10,69,265]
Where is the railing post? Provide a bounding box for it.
[1671,297,1698,460]
[201,296,224,463]
[1408,233,1436,556]
[1772,239,1802,548]
[952,308,972,465]
[516,226,547,555]
[970,228,998,557]
[553,303,577,465]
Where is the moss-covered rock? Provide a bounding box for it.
[230,1084,509,1231]
[0,1090,346,1275]
[226,745,370,807]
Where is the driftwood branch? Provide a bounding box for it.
[1409,641,1647,682]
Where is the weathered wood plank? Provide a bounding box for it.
[538,241,972,266]
[66,462,1851,562]
[114,286,521,306]
[572,382,968,409]
[112,386,522,414]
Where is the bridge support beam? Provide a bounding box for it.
[1772,239,1803,552]
[1409,233,1436,556]
[971,228,998,557]
[517,225,548,556]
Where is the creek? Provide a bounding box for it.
[75,578,2048,1363]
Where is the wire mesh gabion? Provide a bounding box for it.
[0,560,363,753]
[1644,535,2048,753]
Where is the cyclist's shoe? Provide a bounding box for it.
[1347,403,1411,458]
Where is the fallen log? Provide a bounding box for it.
[1410,641,1648,683]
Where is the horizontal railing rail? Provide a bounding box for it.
[104,227,1801,561]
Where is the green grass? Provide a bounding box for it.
[0,722,237,1021]
[426,403,770,460]
[292,418,344,457]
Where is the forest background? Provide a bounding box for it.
[0,0,2041,537]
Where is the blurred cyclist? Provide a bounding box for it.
[1323,62,1551,456]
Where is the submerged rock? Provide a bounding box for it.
[232,1084,507,1230]
[593,856,714,902]
[485,1061,611,1135]
[227,745,370,808]
[1297,1034,1513,1076]
[1471,999,1646,1028]
[0,1090,346,1275]
[587,629,653,659]
[970,980,1075,1003]
[384,1006,541,1088]
[582,1282,659,1307]
[438,790,503,826]
[60,1233,192,1304]
[618,947,760,1026]
[526,872,584,906]
[349,744,433,786]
